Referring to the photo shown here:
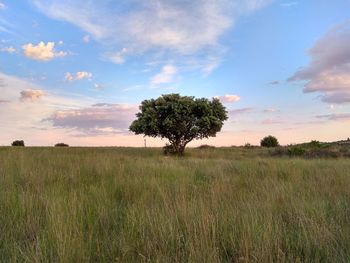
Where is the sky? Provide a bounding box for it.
[0,0,350,147]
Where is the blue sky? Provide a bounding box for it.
[0,0,349,146]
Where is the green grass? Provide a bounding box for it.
[1,147,350,262]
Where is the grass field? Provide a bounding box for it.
[1,147,350,262]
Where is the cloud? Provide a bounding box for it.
[83,35,90,43]
[32,0,272,71]
[20,89,44,102]
[109,47,128,64]
[94,83,104,90]
[289,20,350,104]
[261,119,283,125]
[22,41,67,61]
[65,71,92,82]
[1,46,16,53]
[46,103,138,136]
[263,107,278,113]
[321,92,350,104]
[281,2,297,8]
[215,94,241,103]
[151,64,177,86]
[0,2,5,10]
[229,107,254,115]
[269,80,279,85]
[316,113,350,121]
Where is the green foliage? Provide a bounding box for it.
[260,135,279,148]
[130,94,228,155]
[11,140,25,146]
[197,144,216,149]
[54,143,69,147]
[309,140,321,148]
[288,146,306,157]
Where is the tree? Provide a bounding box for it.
[130,94,228,155]
[55,143,69,147]
[260,135,279,148]
[12,140,25,146]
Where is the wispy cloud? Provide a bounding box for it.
[0,46,16,53]
[229,107,254,115]
[268,80,280,85]
[316,113,350,121]
[31,0,272,72]
[151,64,177,86]
[281,2,298,8]
[215,94,241,103]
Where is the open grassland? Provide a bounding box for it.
[0,147,350,262]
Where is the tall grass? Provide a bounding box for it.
[0,147,349,262]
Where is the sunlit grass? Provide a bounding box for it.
[0,147,349,262]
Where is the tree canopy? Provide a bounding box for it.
[260,135,279,148]
[129,94,228,155]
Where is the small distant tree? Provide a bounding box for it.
[55,143,69,147]
[12,140,25,146]
[260,135,279,148]
[130,94,228,155]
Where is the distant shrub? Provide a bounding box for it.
[197,144,216,149]
[260,135,279,148]
[55,143,69,147]
[309,140,321,148]
[288,146,306,157]
[244,143,252,148]
[11,140,25,147]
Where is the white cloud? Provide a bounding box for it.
[58,40,64,45]
[32,0,272,71]
[109,47,128,64]
[22,41,67,61]
[65,71,92,82]
[151,64,177,86]
[289,20,350,104]
[1,46,16,53]
[0,2,5,10]
[20,89,44,102]
[214,94,241,103]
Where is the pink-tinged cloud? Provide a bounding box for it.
[20,89,44,102]
[215,94,241,103]
[316,113,350,121]
[289,20,350,104]
[46,103,138,136]
[261,119,283,125]
[228,107,254,115]
[263,108,278,113]
[321,92,350,104]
